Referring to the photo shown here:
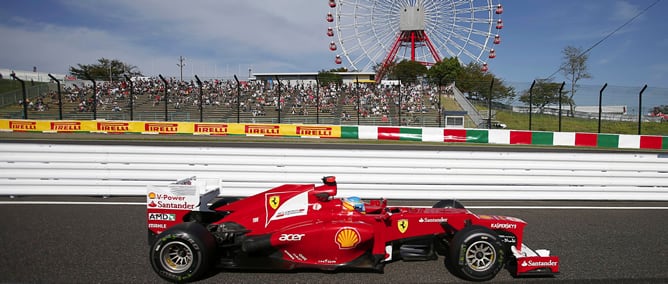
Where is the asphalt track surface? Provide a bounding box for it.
[1,133,668,283]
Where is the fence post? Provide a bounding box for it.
[315,77,320,124]
[275,76,282,124]
[47,74,62,120]
[487,79,494,129]
[195,75,203,122]
[356,76,360,125]
[597,83,607,133]
[10,73,27,119]
[84,74,97,120]
[528,80,535,131]
[558,81,565,132]
[438,80,442,128]
[637,84,648,135]
[158,75,168,121]
[234,75,240,123]
[123,75,134,121]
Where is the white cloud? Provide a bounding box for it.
[612,1,642,21]
[0,0,335,78]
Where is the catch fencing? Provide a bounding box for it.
[0,143,666,200]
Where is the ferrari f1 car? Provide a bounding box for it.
[147,176,559,282]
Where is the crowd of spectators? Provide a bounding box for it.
[15,77,443,124]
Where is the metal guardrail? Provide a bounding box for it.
[0,143,666,200]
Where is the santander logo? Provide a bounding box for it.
[521,260,558,267]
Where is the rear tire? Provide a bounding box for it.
[445,226,505,282]
[432,199,465,209]
[210,197,239,210]
[150,222,217,283]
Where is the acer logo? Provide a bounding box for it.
[279,234,305,241]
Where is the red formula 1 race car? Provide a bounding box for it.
[147,176,559,283]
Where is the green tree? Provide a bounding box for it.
[69,58,142,81]
[373,61,396,82]
[519,79,571,113]
[560,46,592,116]
[390,60,427,84]
[317,70,342,86]
[427,57,462,86]
[328,67,348,72]
[456,62,515,102]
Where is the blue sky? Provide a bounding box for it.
[1,0,666,93]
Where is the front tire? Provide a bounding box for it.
[150,223,217,283]
[445,226,505,282]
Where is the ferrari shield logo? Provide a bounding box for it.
[397,219,408,233]
[269,196,280,210]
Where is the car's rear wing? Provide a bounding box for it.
[146,177,220,243]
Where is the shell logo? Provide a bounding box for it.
[335,227,360,249]
[148,192,156,199]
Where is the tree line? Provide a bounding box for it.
[70,45,647,115]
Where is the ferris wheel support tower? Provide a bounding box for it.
[377,4,442,82]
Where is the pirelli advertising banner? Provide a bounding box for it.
[0,119,341,138]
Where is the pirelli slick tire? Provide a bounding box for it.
[150,222,217,283]
[445,226,505,282]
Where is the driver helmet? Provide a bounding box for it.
[342,196,365,213]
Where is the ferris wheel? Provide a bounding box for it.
[325,0,504,81]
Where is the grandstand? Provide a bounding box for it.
[0,73,463,127]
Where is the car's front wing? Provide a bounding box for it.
[511,243,559,277]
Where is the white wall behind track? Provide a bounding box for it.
[0,143,666,200]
